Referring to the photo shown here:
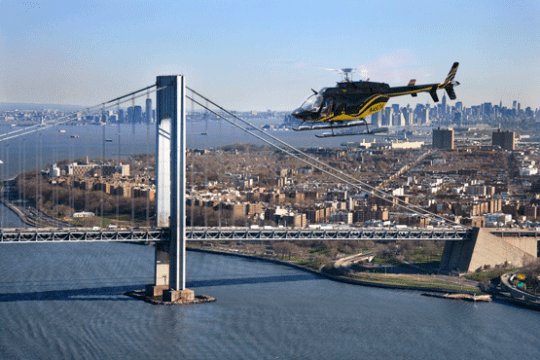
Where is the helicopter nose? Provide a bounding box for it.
[291,108,307,119]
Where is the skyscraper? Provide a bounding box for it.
[146,98,152,124]
[133,106,143,123]
[127,107,134,123]
[442,94,447,115]
[371,112,380,128]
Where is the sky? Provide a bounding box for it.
[0,0,539,111]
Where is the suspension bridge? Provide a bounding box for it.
[0,75,537,302]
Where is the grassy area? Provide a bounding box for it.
[408,248,442,264]
[371,254,401,266]
[187,243,482,293]
[345,273,482,293]
[464,268,516,282]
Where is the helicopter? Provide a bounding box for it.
[291,62,459,137]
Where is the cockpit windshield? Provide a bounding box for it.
[298,94,323,112]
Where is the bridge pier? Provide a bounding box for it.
[146,242,169,297]
[439,227,537,273]
[146,74,193,302]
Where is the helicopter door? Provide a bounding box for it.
[320,98,334,117]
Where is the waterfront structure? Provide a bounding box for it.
[432,127,454,150]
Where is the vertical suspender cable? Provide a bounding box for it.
[101,105,105,228]
[1,142,4,229]
[116,101,121,227]
[203,100,208,227]
[217,107,222,228]
[190,90,195,229]
[130,96,135,228]
[145,90,150,228]
[69,134,73,226]
[22,138,26,217]
[38,132,42,227]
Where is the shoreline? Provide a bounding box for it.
[187,246,481,295]
[0,200,36,227]
[188,247,540,311]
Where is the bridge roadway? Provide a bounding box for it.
[0,227,473,244]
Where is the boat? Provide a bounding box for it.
[59,130,66,133]
[200,132,208,136]
[70,134,80,138]
[106,138,113,142]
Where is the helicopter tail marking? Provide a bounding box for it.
[440,62,459,87]
[438,62,460,100]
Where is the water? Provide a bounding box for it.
[0,121,397,178]
[0,244,539,359]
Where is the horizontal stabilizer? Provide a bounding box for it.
[445,85,457,100]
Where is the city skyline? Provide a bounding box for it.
[1,1,539,111]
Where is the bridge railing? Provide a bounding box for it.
[0,227,473,243]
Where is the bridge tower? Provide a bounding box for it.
[147,75,194,302]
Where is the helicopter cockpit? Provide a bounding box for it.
[298,93,323,112]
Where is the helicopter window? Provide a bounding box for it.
[299,94,323,112]
[321,98,334,116]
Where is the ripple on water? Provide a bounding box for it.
[1,243,540,359]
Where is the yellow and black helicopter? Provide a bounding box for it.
[291,62,459,137]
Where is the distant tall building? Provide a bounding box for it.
[145,98,152,124]
[432,127,454,150]
[127,107,134,123]
[442,94,447,115]
[133,106,143,123]
[117,109,124,123]
[383,107,393,127]
[421,108,430,125]
[492,129,515,151]
[371,112,380,128]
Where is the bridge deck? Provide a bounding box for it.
[0,227,473,243]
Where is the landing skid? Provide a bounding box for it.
[293,119,369,132]
[292,118,388,138]
[315,127,388,138]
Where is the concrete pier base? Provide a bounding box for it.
[440,227,537,273]
[163,288,195,303]
[145,285,169,297]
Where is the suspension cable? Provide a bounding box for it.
[187,94,461,227]
[187,88,459,226]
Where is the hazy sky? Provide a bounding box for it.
[1,0,539,111]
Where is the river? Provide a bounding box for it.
[0,243,539,359]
